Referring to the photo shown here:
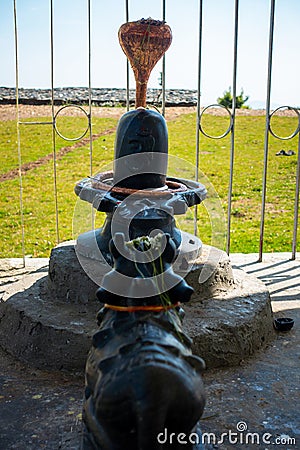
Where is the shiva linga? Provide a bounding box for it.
[78,19,207,449]
[75,18,207,270]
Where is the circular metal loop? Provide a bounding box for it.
[199,104,233,139]
[54,104,90,141]
[269,105,300,141]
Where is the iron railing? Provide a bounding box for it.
[195,0,300,261]
[10,0,300,265]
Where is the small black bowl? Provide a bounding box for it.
[274,317,294,332]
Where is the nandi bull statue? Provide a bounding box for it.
[82,232,206,450]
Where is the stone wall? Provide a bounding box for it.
[0,87,198,107]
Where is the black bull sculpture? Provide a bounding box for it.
[82,234,206,449]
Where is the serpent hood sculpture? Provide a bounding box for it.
[82,234,206,450]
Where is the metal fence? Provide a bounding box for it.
[11,0,300,265]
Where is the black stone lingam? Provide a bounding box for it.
[75,106,206,264]
[113,107,168,189]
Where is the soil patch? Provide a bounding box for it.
[0,128,116,182]
[2,104,293,123]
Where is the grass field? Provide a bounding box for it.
[0,109,298,257]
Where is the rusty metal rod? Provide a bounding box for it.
[194,0,203,237]
[88,0,93,177]
[13,0,26,267]
[292,126,300,260]
[259,0,275,262]
[226,0,239,255]
[50,0,60,244]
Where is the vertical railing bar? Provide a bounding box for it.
[13,0,25,267]
[87,0,95,230]
[125,0,130,111]
[50,0,60,244]
[161,0,166,117]
[194,0,203,237]
[259,0,275,262]
[292,131,300,260]
[226,0,239,255]
[88,0,93,177]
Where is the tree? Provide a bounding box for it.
[217,87,249,109]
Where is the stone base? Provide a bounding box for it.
[47,241,100,304]
[0,271,99,372]
[185,268,274,367]
[0,243,275,372]
[47,240,234,304]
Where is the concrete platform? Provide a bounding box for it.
[0,245,274,371]
[0,252,299,449]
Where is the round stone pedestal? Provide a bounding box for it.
[0,241,275,372]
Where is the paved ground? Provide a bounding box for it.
[0,253,299,449]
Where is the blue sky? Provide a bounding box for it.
[1,0,299,108]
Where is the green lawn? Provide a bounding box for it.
[0,111,298,257]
